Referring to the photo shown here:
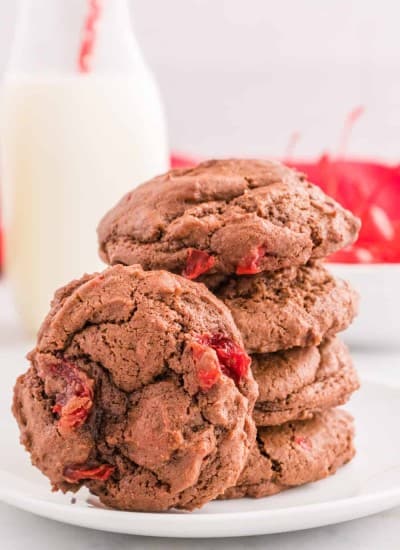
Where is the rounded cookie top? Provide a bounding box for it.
[222,409,355,500]
[13,265,257,512]
[252,337,360,426]
[97,159,360,283]
[215,261,359,353]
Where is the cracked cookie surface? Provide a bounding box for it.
[215,262,359,353]
[97,159,360,284]
[221,409,355,499]
[12,265,258,511]
[252,338,360,426]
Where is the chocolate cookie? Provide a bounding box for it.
[253,338,360,426]
[97,159,360,284]
[13,265,258,512]
[222,409,355,499]
[215,262,359,353]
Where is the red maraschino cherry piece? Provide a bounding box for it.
[236,245,267,275]
[78,0,101,73]
[197,368,221,391]
[64,464,115,483]
[55,398,93,431]
[51,360,93,431]
[294,436,313,451]
[183,248,215,280]
[190,341,221,391]
[196,334,251,385]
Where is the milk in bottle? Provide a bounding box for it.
[1,0,169,334]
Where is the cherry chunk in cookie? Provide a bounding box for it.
[97,159,360,285]
[13,265,257,511]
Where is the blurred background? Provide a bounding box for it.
[0,0,400,158]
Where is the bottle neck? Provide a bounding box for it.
[7,0,145,75]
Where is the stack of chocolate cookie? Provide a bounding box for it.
[98,159,361,499]
[13,159,361,511]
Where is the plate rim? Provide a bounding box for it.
[1,481,400,538]
[1,378,400,537]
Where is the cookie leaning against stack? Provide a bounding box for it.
[13,265,257,511]
[98,158,361,499]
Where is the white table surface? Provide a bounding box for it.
[1,282,399,549]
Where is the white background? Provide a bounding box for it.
[1,0,400,159]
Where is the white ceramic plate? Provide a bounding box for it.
[1,379,400,538]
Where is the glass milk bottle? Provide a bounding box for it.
[1,0,169,335]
